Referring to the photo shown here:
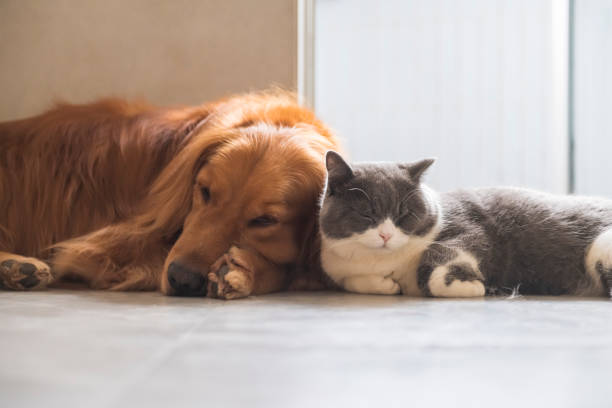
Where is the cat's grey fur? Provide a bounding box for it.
[319,151,612,298]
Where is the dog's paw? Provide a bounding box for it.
[207,249,254,300]
[0,256,53,290]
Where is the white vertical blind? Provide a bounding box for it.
[314,0,568,193]
[574,0,612,197]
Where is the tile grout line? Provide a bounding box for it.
[95,313,213,408]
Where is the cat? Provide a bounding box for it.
[319,151,612,298]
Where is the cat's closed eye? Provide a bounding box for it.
[353,209,376,224]
[397,211,420,225]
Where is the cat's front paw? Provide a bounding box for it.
[343,275,401,295]
[380,278,401,295]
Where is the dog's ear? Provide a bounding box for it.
[136,107,229,237]
[289,211,336,291]
[192,140,223,174]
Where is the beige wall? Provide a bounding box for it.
[0,0,297,121]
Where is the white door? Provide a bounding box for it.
[312,0,569,193]
[574,0,612,197]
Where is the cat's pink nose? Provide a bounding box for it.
[379,232,392,243]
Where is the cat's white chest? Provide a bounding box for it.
[320,233,433,296]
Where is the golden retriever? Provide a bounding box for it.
[0,90,340,299]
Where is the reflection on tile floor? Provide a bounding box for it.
[0,290,611,408]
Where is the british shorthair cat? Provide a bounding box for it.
[319,151,612,298]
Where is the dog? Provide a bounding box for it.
[0,90,340,299]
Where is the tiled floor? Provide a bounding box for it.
[0,290,610,408]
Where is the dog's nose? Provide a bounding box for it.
[167,261,207,296]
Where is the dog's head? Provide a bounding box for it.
[157,118,335,296]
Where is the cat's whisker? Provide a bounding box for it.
[399,189,419,207]
[347,187,371,202]
[325,239,355,251]
[408,211,422,224]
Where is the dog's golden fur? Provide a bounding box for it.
[0,91,339,298]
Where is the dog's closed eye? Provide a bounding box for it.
[248,215,278,228]
[201,186,211,203]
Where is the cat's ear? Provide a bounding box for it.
[325,151,354,186]
[400,158,435,183]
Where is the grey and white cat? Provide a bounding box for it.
[319,151,612,298]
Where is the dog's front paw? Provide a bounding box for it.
[207,248,254,300]
[0,256,53,290]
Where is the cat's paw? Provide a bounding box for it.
[585,229,612,296]
[207,248,254,300]
[343,275,401,295]
[0,255,53,290]
[428,264,485,298]
[380,278,401,295]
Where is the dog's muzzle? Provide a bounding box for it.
[167,261,207,296]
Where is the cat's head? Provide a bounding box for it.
[319,151,438,251]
